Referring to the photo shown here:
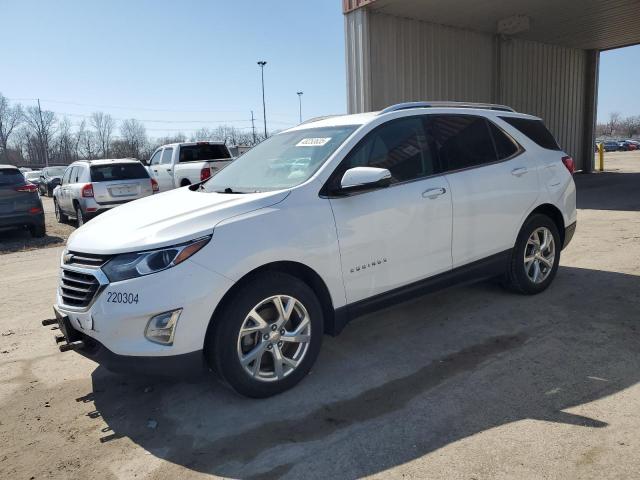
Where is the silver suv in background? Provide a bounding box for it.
[53,159,158,226]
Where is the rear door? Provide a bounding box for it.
[58,166,74,213]
[431,114,539,268]
[90,162,153,204]
[149,148,174,191]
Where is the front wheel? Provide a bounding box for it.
[207,272,323,398]
[503,214,561,295]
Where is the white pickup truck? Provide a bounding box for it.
[147,141,234,191]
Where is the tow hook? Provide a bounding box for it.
[42,318,58,326]
[59,341,85,352]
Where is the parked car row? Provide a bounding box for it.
[597,139,640,152]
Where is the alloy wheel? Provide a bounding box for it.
[524,226,555,284]
[236,295,311,382]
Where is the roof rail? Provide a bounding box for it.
[378,101,515,115]
[299,114,341,125]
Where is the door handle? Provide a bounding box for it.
[167,169,172,172]
[422,187,447,199]
[511,167,528,177]
[153,169,158,172]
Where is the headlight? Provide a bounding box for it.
[102,236,211,282]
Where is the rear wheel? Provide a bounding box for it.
[30,222,46,238]
[54,199,68,223]
[75,206,85,227]
[207,272,323,398]
[503,214,561,294]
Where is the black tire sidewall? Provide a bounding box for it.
[512,214,561,294]
[209,272,324,398]
[76,207,84,226]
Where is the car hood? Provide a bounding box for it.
[67,187,290,254]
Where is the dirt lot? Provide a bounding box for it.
[1,153,639,479]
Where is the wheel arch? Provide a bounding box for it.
[526,203,566,246]
[180,178,191,187]
[203,260,338,357]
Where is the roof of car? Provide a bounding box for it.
[287,107,540,132]
[0,164,19,170]
[160,141,226,148]
[75,158,141,166]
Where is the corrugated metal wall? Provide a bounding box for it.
[367,13,495,109]
[345,11,594,169]
[499,38,588,167]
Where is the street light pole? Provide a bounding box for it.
[297,91,303,123]
[257,61,267,138]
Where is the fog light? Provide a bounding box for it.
[145,309,182,345]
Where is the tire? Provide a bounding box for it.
[54,199,68,223]
[30,222,46,238]
[39,185,46,196]
[47,186,53,197]
[76,206,85,227]
[503,214,561,295]
[207,271,323,398]
[181,179,191,187]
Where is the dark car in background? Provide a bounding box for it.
[37,166,66,196]
[619,140,639,151]
[0,165,45,237]
[603,141,621,152]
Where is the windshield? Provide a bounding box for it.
[203,125,358,192]
[45,167,66,177]
[24,172,40,181]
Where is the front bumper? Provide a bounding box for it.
[53,255,234,374]
[50,306,205,377]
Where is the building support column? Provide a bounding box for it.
[582,49,600,173]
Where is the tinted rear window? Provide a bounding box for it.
[179,144,231,163]
[0,168,24,186]
[500,117,560,150]
[90,163,149,182]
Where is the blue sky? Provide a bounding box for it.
[0,0,347,137]
[0,0,637,137]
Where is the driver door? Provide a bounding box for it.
[328,116,453,304]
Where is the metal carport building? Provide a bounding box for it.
[343,0,640,171]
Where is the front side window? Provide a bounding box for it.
[338,116,437,185]
[430,115,497,171]
[45,166,66,178]
[150,150,162,165]
[161,148,173,165]
[62,167,73,185]
[203,125,358,193]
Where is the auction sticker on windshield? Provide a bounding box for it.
[296,137,331,147]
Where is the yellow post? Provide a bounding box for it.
[598,143,604,172]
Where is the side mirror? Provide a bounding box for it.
[339,167,392,193]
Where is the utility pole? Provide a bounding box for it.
[297,91,304,123]
[257,60,267,138]
[250,110,257,144]
[37,98,49,167]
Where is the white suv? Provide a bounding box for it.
[47,102,577,398]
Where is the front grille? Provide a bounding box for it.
[60,269,101,308]
[59,251,111,308]
[65,251,111,268]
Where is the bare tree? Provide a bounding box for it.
[120,118,147,159]
[620,115,640,138]
[0,93,24,161]
[607,112,621,136]
[54,117,75,164]
[79,127,98,160]
[90,111,115,158]
[24,105,56,165]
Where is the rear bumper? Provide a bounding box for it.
[0,212,44,230]
[563,221,577,249]
[50,305,206,378]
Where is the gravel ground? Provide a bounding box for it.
[0,152,639,479]
[0,196,75,254]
